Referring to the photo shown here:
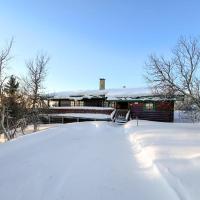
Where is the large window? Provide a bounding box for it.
[71,101,75,107]
[79,101,84,106]
[109,101,115,108]
[144,103,155,111]
[60,100,70,107]
[49,100,59,107]
[104,101,109,107]
[75,101,79,106]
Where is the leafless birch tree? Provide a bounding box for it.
[0,38,13,140]
[25,53,49,132]
[145,36,200,110]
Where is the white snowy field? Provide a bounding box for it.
[0,121,200,200]
[0,124,60,143]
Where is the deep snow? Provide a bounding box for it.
[0,120,200,200]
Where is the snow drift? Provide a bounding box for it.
[0,120,200,200]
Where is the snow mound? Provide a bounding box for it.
[0,120,200,200]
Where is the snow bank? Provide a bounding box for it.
[0,124,59,143]
[125,120,200,200]
[0,120,200,200]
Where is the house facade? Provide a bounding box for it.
[47,81,178,122]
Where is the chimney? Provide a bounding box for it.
[99,78,105,90]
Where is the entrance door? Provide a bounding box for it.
[116,102,128,109]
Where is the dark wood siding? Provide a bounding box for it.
[83,99,104,107]
[130,101,174,122]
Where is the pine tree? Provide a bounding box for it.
[4,75,23,125]
[4,75,19,97]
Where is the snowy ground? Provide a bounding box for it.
[0,124,60,143]
[0,120,200,200]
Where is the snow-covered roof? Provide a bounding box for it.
[106,88,152,100]
[48,87,153,100]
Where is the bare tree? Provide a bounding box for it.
[0,38,13,140]
[0,38,13,95]
[25,53,49,132]
[145,36,200,110]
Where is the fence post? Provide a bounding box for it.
[136,116,138,126]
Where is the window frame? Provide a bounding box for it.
[79,101,84,107]
[70,101,75,107]
[144,102,155,111]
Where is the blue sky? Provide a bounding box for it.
[0,0,200,92]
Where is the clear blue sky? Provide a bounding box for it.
[0,0,200,92]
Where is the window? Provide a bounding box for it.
[104,101,109,107]
[75,101,79,106]
[70,101,75,107]
[60,100,70,107]
[144,103,155,111]
[49,100,59,107]
[79,101,84,106]
[109,102,115,108]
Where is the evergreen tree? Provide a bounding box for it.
[4,75,19,97]
[4,75,24,125]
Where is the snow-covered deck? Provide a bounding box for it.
[0,121,200,200]
[48,113,111,120]
[49,106,114,110]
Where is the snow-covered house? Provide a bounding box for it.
[47,79,179,122]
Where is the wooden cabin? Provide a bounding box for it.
[47,86,178,122]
